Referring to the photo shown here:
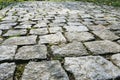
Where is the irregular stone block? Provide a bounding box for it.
[111,53,120,67]
[30,28,48,35]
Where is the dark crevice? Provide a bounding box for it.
[65,70,76,80]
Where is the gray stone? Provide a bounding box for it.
[108,23,120,30]
[39,32,66,44]
[3,35,37,45]
[111,53,120,67]
[84,40,120,54]
[49,27,63,33]
[118,40,120,44]
[87,24,107,31]
[0,24,12,30]
[3,29,27,36]
[64,56,120,80]
[51,41,88,57]
[65,32,95,42]
[93,30,120,40]
[22,61,69,80]
[34,22,47,28]
[0,30,2,35]
[53,19,66,23]
[67,22,83,26]
[15,24,31,29]
[0,45,17,60]
[0,38,3,43]
[30,28,48,35]
[64,25,89,32]
[15,45,47,60]
[0,63,16,80]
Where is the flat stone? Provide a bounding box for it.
[49,27,63,33]
[53,19,66,23]
[51,41,88,57]
[3,35,37,45]
[67,22,83,26]
[64,25,88,32]
[65,32,95,42]
[0,63,16,80]
[3,29,27,36]
[0,30,2,35]
[64,56,120,80]
[15,24,31,29]
[84,40,120,54]
[118,40,120,44]
[0,38,3,43]
[108,23,120,30]
[39,32,66,44]
[34,22,47,28]
[93,30,119,40]
[22,61,69,80]
[30,28,48,35]
[0,24,12,30]
[15,45,47,60]
[0,45,17,61]
[111,53,120,67]
[87,24,107,31]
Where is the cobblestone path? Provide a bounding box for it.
[0,1,120,80]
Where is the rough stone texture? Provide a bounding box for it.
[0,45,17,60]
[15,24,31,29]
[0,63,16,80]
[51,41,88,57]
[84,40,120,54]
[2,35,37,45]
[111,53,120,67]
[49,27,63,33]
[22,61,69,80]
[39,32,66,44]
[93,30,120,40]
[3,29,27,36]
[65,32,95,42]
[0,24,12,30]
[15,45,47,60]
[33,22,47,28]
[30,28,48,35]
[87,25,107,31]
[64,56,120,80]
[64,25,89,32]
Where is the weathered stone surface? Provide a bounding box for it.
[34,22,47,28]
[0,45,17,60]
[3,29,27,36]
[64,56,120,80]
[0,63,16,80]
[39,32,66,44]
[64,25,89,32]
[15,45,47,60]
[3,35,37,45]
[93,30,119,40]
[51,41,88,57]
[65,32,95,42]
[0,30,2,35]
[49,27,63,33]
[111,53,120,67]
[30,28,48,35]
[0,24,12,30]
[84,40,120,54]
[67,22,83,26]
[22,61,69,80]
[15,24,31,29]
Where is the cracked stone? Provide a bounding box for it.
[65,32,95,42]
[0,63,16,80]
[84,40,120,55]
[51,41,88,57]
[15,45,47,60]
[111,53,120,67]
[64,25,88,32]
[3,29,27,36]
[2,35,37,45]
[93,30,120,40]
[22,61,69,80]
[64,56,120,80]
[0,45,17,61]
[39,32,66,44]
[30,28,48,35]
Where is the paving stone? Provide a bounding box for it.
[0,30,2,35]
[0,45,17,60]
[108,23,120,30]
[39,32,66,44]
[0,63,16,80]
[118,40,120,44]
[3,35,37,45]
[15,24,31,29]
[65,32,95,42]
[49,27,63,33]
[53,19,66,23]
[3,29,27,36]
[51,41,88,57]
[0,24,12,30]
[111,53,120,67]
[93,30,120,40]
[64,25,88,32]
[64,56,120,80]
[34,22,47,28]
[87,24,107,31]
[84,40,120,54]
[30,28,48,35]
[15,45,47,60]
[22,61,69,80]
[0,38,3,43]
[67,22,83,26]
